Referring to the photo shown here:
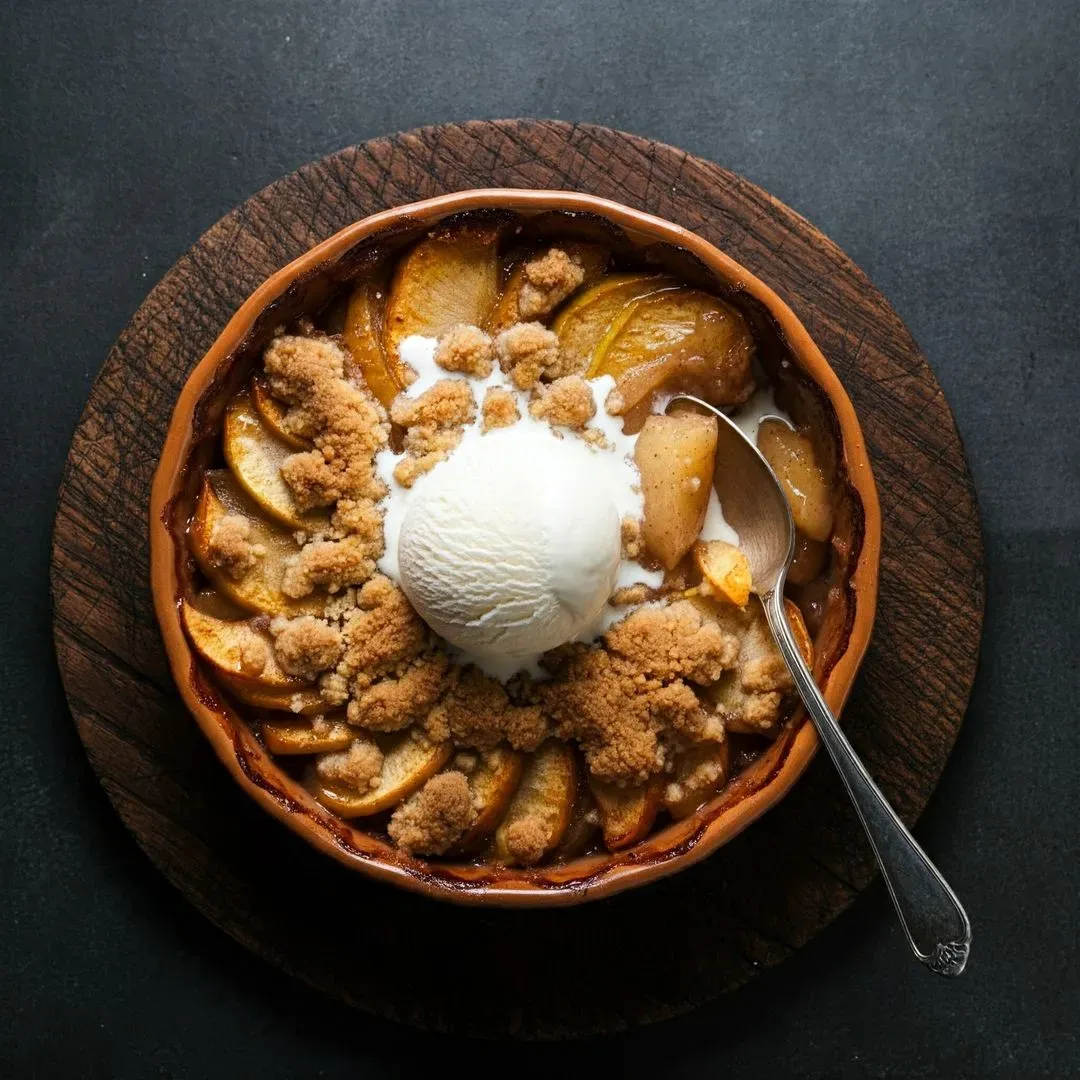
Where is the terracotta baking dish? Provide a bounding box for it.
[150,189,881,906]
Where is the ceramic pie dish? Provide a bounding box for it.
[149,189,881,905]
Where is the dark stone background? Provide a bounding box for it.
[2,1,1076,1076]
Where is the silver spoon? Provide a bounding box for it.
[668,394,972,976]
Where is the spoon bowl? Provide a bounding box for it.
[668,393,972,976]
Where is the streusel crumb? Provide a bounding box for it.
[610,583,651,607]
[481,386,520,431]
[333,575,428,692]
[390,379,474,486]
[434,324,495,378]
[347,651,452,731]
[605,599,740,685]
[206,514,264,579]
[501,817,549,866]
[268,615,342,681]
[281,532,384,597]
[424,667,548,751]
[389,379,474,429]
[493,322,561,390]
[265,336,389,511]
[315,738,384,791]
[387,771,476,855]
[528,375,595,429]
[518,248,585,320]
[539,629,715,785]
[621,517,643,560]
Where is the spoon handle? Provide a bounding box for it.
[763,589,971,976]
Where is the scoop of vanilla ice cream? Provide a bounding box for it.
[397,425,621,670]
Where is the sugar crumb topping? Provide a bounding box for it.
[518,248,585,321]
[387,771,475,855]
[206,514,264,579]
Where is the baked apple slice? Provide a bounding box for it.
[250,374,310,450]
[383,223,501,362]
[590,289,754,393]
[589,775,664,851]
[664,740,733,819]
[493,740,577,866]
[634,412,719,569]
[305,733,452,818]
[552,273,678,376]
[181,600,298,690]
[260,714,354,755]
[223,391,330,531]
[217,672,326,714]
[486,241,611,333]
[757,421,834,542]
[343,277,403,409]
[694,539,751,607]
[456,745,526,848]
[190,470,327,618]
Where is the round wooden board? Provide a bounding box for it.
[51,120,984,1038]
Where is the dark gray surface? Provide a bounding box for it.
[2,1,1077,1076]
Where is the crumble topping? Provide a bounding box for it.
[315,738,384,791]
[610,583,651,607]
[434,324,495,377]
[269,615,343,680]
[264,336,389,510]
[387,771,476,855]
[330,574,429,697]
[282,531,384,598]
[481,386,520,431]
[493,322,561,390]
[538,600,739,785]
[528,374,596,429]
[620,517,643,559]
[206,514,264,579]
[500,817,549,866]
[518,248,585,320]
[424,667,549,752]
[605,599,740,685]
[389,379,474,488]
[347,651,452,731]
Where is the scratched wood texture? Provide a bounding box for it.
[50,120,984,1038]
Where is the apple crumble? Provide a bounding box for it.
[182,217,837,865]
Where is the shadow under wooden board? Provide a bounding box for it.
[50,120,984,1038]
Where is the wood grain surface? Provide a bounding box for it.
[50,120,984,1038]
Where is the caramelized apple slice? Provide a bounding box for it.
[634,413,719,569]
[250,374,310,450]
[757,421,834,542]
[218,673,325,714]
[552,273,678,375]
[591,289,754,394]
[694,540,751,607]
[181,599,300,691]
[784,596,814,668]
[260,714,354,755]
[305,733,452,818]
[486,241,611,333]
[555,781,602,859]
[190,470,326,618]
[589,775,664,851]
[493,740,577,866]
[223,391,330,531]
[383,223,501,363]
[664,740,732,819]
[456,745,526,848]
[343,277,402,409]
